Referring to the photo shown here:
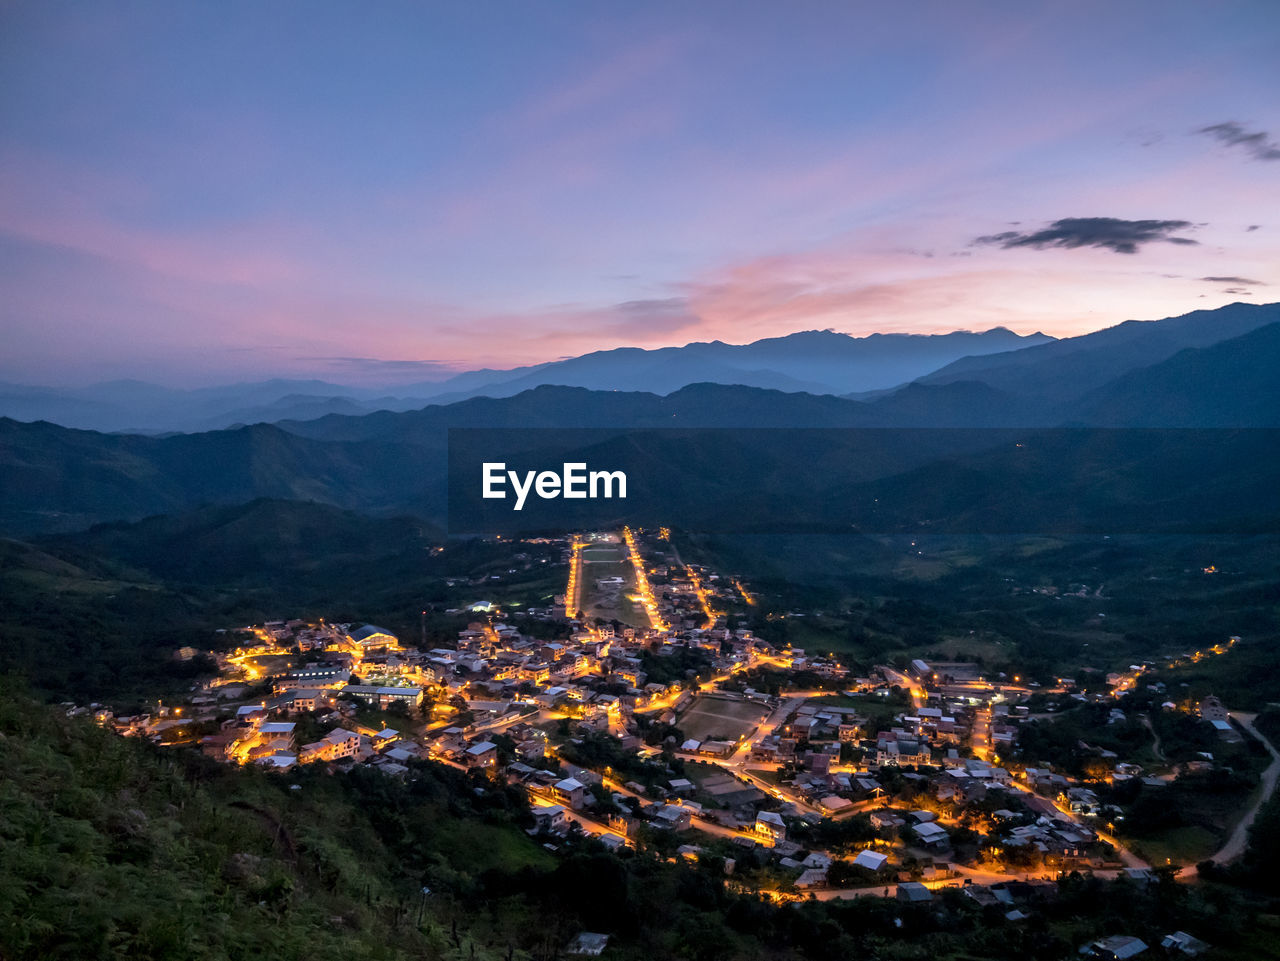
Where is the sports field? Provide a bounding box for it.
[677,695,769,743]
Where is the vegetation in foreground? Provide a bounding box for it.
[5,684,1280,961]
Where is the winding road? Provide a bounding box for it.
[1196,711,1280,870]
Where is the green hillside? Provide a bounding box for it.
[4,685,1278,960]
[0,683,549,961]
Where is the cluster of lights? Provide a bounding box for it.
[564,535,584,619]
[683,563,718,629]
[622,527,667,630]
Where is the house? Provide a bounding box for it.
[555,777,588,810]
[465,741,498,769]
[236,705,268,725]
[1082,935,1148,959]
[651,804,692,831]
[876,739,933,768]
[1063,787,1101,816]
[795,868,828,888]
[755,811,786,844]
[852,849,889,873]
[532,804,568,833]
[818,795,854,814]
[851,777,883,800]
[372,728,400,749]
[912,821,950,849]
[1160,932,1209,957]
[270,688,333,713]
[869,810,905,832]
[257,721,296,746]
[669,777,695,796]
[507,735,542,760]
[299,728,361,763]
[896,881,933,903]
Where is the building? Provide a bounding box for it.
[554,777,587,810]
[1083,935,1148,959]
[912,821,950,849]
[300,728,361,763]
[896,881,933,903]
[533,804,568,834]
[1196,695,1228,722]
[852,849,889,873]
[755,811,786,845]
[651,804,692,831]
[347,624,400,650]
[818,795,854,815]
[342,685,424,710]
[465,741,498,769]
[276,665,351,690]
[1160,932,1209,957]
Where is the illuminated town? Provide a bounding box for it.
[80,526,1256,953]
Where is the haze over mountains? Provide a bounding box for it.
[3,303,1276,436]
[0,327,1050,434]
[2,301,1279,537]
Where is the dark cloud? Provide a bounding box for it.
[605,297,697,335]
[1247,225,1261,232]
[1201,275,1265,286]
[974,217,1198,255]
[1222,288,1253,295]
[614,297,688,314]
[309,357,461,377]
[1198,122,1280,161]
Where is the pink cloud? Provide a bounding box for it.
[0,147,312,288]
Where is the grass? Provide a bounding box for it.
[426,819,555,875]
[579,558,646,627]
[1130,825,1220,867]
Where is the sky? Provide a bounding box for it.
[1,0,1278,387]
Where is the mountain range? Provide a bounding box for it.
[0,327,1050,434]
[1,301,1278,536]
[5,302,1277,436]
[396,326,1054,404]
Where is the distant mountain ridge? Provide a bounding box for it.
[0,378,422,434]
[0,327,1051,433]
[2,302,1279,536]
[5,303,1276,435]
[916,301,1278,403]
[402,327,1054,404]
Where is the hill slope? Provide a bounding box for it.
[918,301,1280,404]
[1070,321,1280,426]
[0,419,441,534]
[0,685,548,961]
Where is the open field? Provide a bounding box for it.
[580,543,625,562]
[578,557,648,626]
[1130,825,1219,868]
[677,694,770,743]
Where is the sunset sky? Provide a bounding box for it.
[2,1,1277,386]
